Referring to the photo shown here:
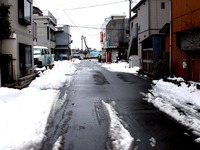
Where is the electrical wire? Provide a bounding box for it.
[63,10,101,36]
[64,0,126,11]
[34,0,130,36]
[68,25,127,31]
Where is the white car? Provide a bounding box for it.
[34,46,53,67]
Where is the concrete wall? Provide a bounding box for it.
[1,0,34,81]
[111,49,118,63]
[55,25,71,46]
[33,18,49,47]
[149,0,170,35]
[130,16,138,39]
[137,0,149,61]
[2,38,18,80]
[106,19,129,47]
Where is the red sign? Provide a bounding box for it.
[100,32,103,42]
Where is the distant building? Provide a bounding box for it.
[101,15,129,62]
[33,7,57,54]
[55,25,72,60]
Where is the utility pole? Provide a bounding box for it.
[127,0,132,43]
[125,0,132,20]
[81,35,84,51]
[129,0,132,20]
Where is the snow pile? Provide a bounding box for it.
[102,61,139,74]
[144,78,200,142]
[30,61,77,90]
[0,60,78,150]
[0,87,59,150]
[102,101,134,150]
[52,136,63,150]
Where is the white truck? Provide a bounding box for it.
[33,46,54,67]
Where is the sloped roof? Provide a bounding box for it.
[159,23,170,33]
[131,0,146,12]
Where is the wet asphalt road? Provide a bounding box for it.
[40,60,200,150]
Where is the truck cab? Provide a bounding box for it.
[34,46,52,67]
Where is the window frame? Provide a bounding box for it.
[19,43,32,69]
[18,0,31,25]
[161,2,165,9]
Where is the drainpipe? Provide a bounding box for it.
[0,40,1,87]
[0,64,1,87]
[148,0,150,37]
[129,0,131,21]
[169,1,172,74]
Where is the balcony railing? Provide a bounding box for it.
[42,10,57,25]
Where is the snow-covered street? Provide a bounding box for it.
[0,60,200,150]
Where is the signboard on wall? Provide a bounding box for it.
[179,28,200,50]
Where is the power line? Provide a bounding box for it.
[69,25,127,31]
[63,10,100,36]
[64,0,126,11]
[58,23,128,31]
[58,23,101,26]
[34,0,129,36]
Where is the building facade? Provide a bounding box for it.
[33,7,57,54]
[55,25,72,60]
[171,0,200,81]
[128,0,170,74]
[128,14,139,67]
[0,0,35,87]
[101,15,129,62]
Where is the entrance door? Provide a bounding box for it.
[0,54,12,85]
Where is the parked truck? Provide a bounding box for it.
[33,46,54,67]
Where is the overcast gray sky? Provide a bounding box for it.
[33,0,139,50]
